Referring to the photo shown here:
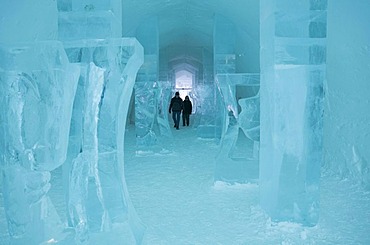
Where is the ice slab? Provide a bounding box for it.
[62,38,145,243]
[155,81,173,139]
[135,80,172,153]
[0,41,79,244]
[195,84,218,139]
[0,0,58,43]
[72,0,121,14]
[214,74,260,183]
[135,80,158,150]
[57,0,122,20]
[260,0,326,226]
[58,11,121,40]
[135,56,159,152]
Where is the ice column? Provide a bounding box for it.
[63,44,105,242]
[155,81,173,139]
[94,39,144,244]
[63,39,144,244]
[134,18,163,153]
[0,42,79,244]
[260,0,326,225]
[57,0,146,243]
[215,74,260,183]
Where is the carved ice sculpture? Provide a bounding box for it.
[135,80,173,154]
[0,41,79,244]
[63,38,145,244]
[214,74,260,183]
[238,95,260,142]
[135,80,158,151]
[155,81,173,139]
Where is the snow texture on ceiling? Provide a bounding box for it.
[122,0,260,69]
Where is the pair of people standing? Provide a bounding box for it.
[169,92,192,130]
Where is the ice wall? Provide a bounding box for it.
[324,0,370,189]
[0,0,58,43]
[58,1,146,243]
[58,0,122,40]
[260,0,326,226]
[214,15,236,74]
[0,42,79,244]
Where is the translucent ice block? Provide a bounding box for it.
[135,80,158,150]
[156,81,173,137]
[260,0,326,226]
[0,41,79,244]
[214,74,260,183]
[71,0,122,18]
[67,62,105,243]
[135,53,159,151]
[0,0,58,43]
[195,84,217,139]
[63,38,145,243]
[135,80,172,153]
[58,11,121,40]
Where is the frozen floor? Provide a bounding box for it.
[1,124,370,244]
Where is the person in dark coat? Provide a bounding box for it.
[169,91,183,130]
[182,95,192,126]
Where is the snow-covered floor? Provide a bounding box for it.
[1,124,370,244]
[124,125,370,245]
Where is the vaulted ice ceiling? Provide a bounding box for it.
[122,0,260,72]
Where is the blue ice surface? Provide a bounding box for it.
[0,41,80,244]
[259,0,326,226]
[214,74,260,184]
[1,0,366,243]
[0,38,145,244]
[63,38,145,243]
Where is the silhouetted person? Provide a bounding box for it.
[182,95,192,126]
[169,91,183,130]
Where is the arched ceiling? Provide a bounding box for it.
[122,0,260,72]
[122,0,259,49]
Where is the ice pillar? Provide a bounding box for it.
[0,42,79,244]
[57,0,146,242]
[260,0,327,225]
[96,39,145,244]
[134,17,161,152]
[63,39,145,244]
